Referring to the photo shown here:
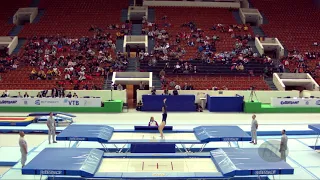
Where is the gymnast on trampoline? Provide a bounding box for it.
[159,98,167,138]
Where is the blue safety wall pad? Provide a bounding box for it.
[309,124,320,133]
[309,145,320,150]
[0,126,65,133]
[22,148,104,177]
[56,125,114,143]
[210,148,294,177]
[28,112,76,117]
[194,126,251,143]
[0,121,32,126]
[134,126,173,131]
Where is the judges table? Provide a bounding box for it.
[207,95,244,112]
[142,95,196,111]
[271,97,320,107]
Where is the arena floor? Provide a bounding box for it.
[0,111,320,179]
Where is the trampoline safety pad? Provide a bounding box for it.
[110,133,197,141]
[97,158,218,173]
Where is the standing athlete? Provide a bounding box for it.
[158,98,167,139]
[250,114,258,145]
[47,112,57,144]
[19,131,28,168]
[279,129,288,162]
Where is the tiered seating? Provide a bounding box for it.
[141,60,271,75]
[0,66,105,90]
[165,75,270,90]
[251,0,320,52]
[145,7,265,90]
[0,0,31,36]
[19,0,128,37]
[153,7,253,59]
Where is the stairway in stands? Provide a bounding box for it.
[232,10,243,24]
[32,9,45,23]
[29,0,41,7]
[104,74,113,90]
[152,73,162,89]
[264,77,278,90]
[12,38,26,54]
[8,25,24,36]
[251,26,266,37]
[126,57,139,72]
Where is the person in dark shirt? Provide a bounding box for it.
[23,92,29,98]
[151,86,156,95]
[136,100,143,111]
[173,88,178,95]
[73,93,78,98]
[0,92,7,97]
[66,92,72,98]
[163,88,169,95]
[158,98,167,139]
[36,92,42,98]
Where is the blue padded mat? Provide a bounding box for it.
[194,126,251,143]
[56,124,114,143]
[309,124,320,133]
[22,148,103,177]
[210,148,294,177]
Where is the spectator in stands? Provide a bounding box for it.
[163,88,169,95]
[183,83,189,90]
[188,84,194,90]
[73,84,80,90]
[73,93,78,98]
[12,63,18,70]
[117,84,123,90]
[173,88,179,95]
[175,83,181,90]
[136,100,143,111]
[30,68,37,80]
[151,86,156,95]
[173,62,181,73]
[1,92,7,98]
[23,92,29,98]
[36,92,42,98]
[139,81,145,90]
[66,92,72,98]
[4,90,9,97]
[51,87,58,98]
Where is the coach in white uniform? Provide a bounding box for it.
[19,131,28,168]
[250,114,258,145]
[280,129,288,162]
[47,112,57,144]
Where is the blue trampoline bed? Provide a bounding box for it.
[56,125,252,153]
[308,124,320,150]
[22,148,294,179]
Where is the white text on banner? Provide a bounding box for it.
[271,98,320,107]
[0,98,102,107]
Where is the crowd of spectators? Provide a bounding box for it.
[140,15,274,89]
[280,50,320,77]
[0,24,133,90]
